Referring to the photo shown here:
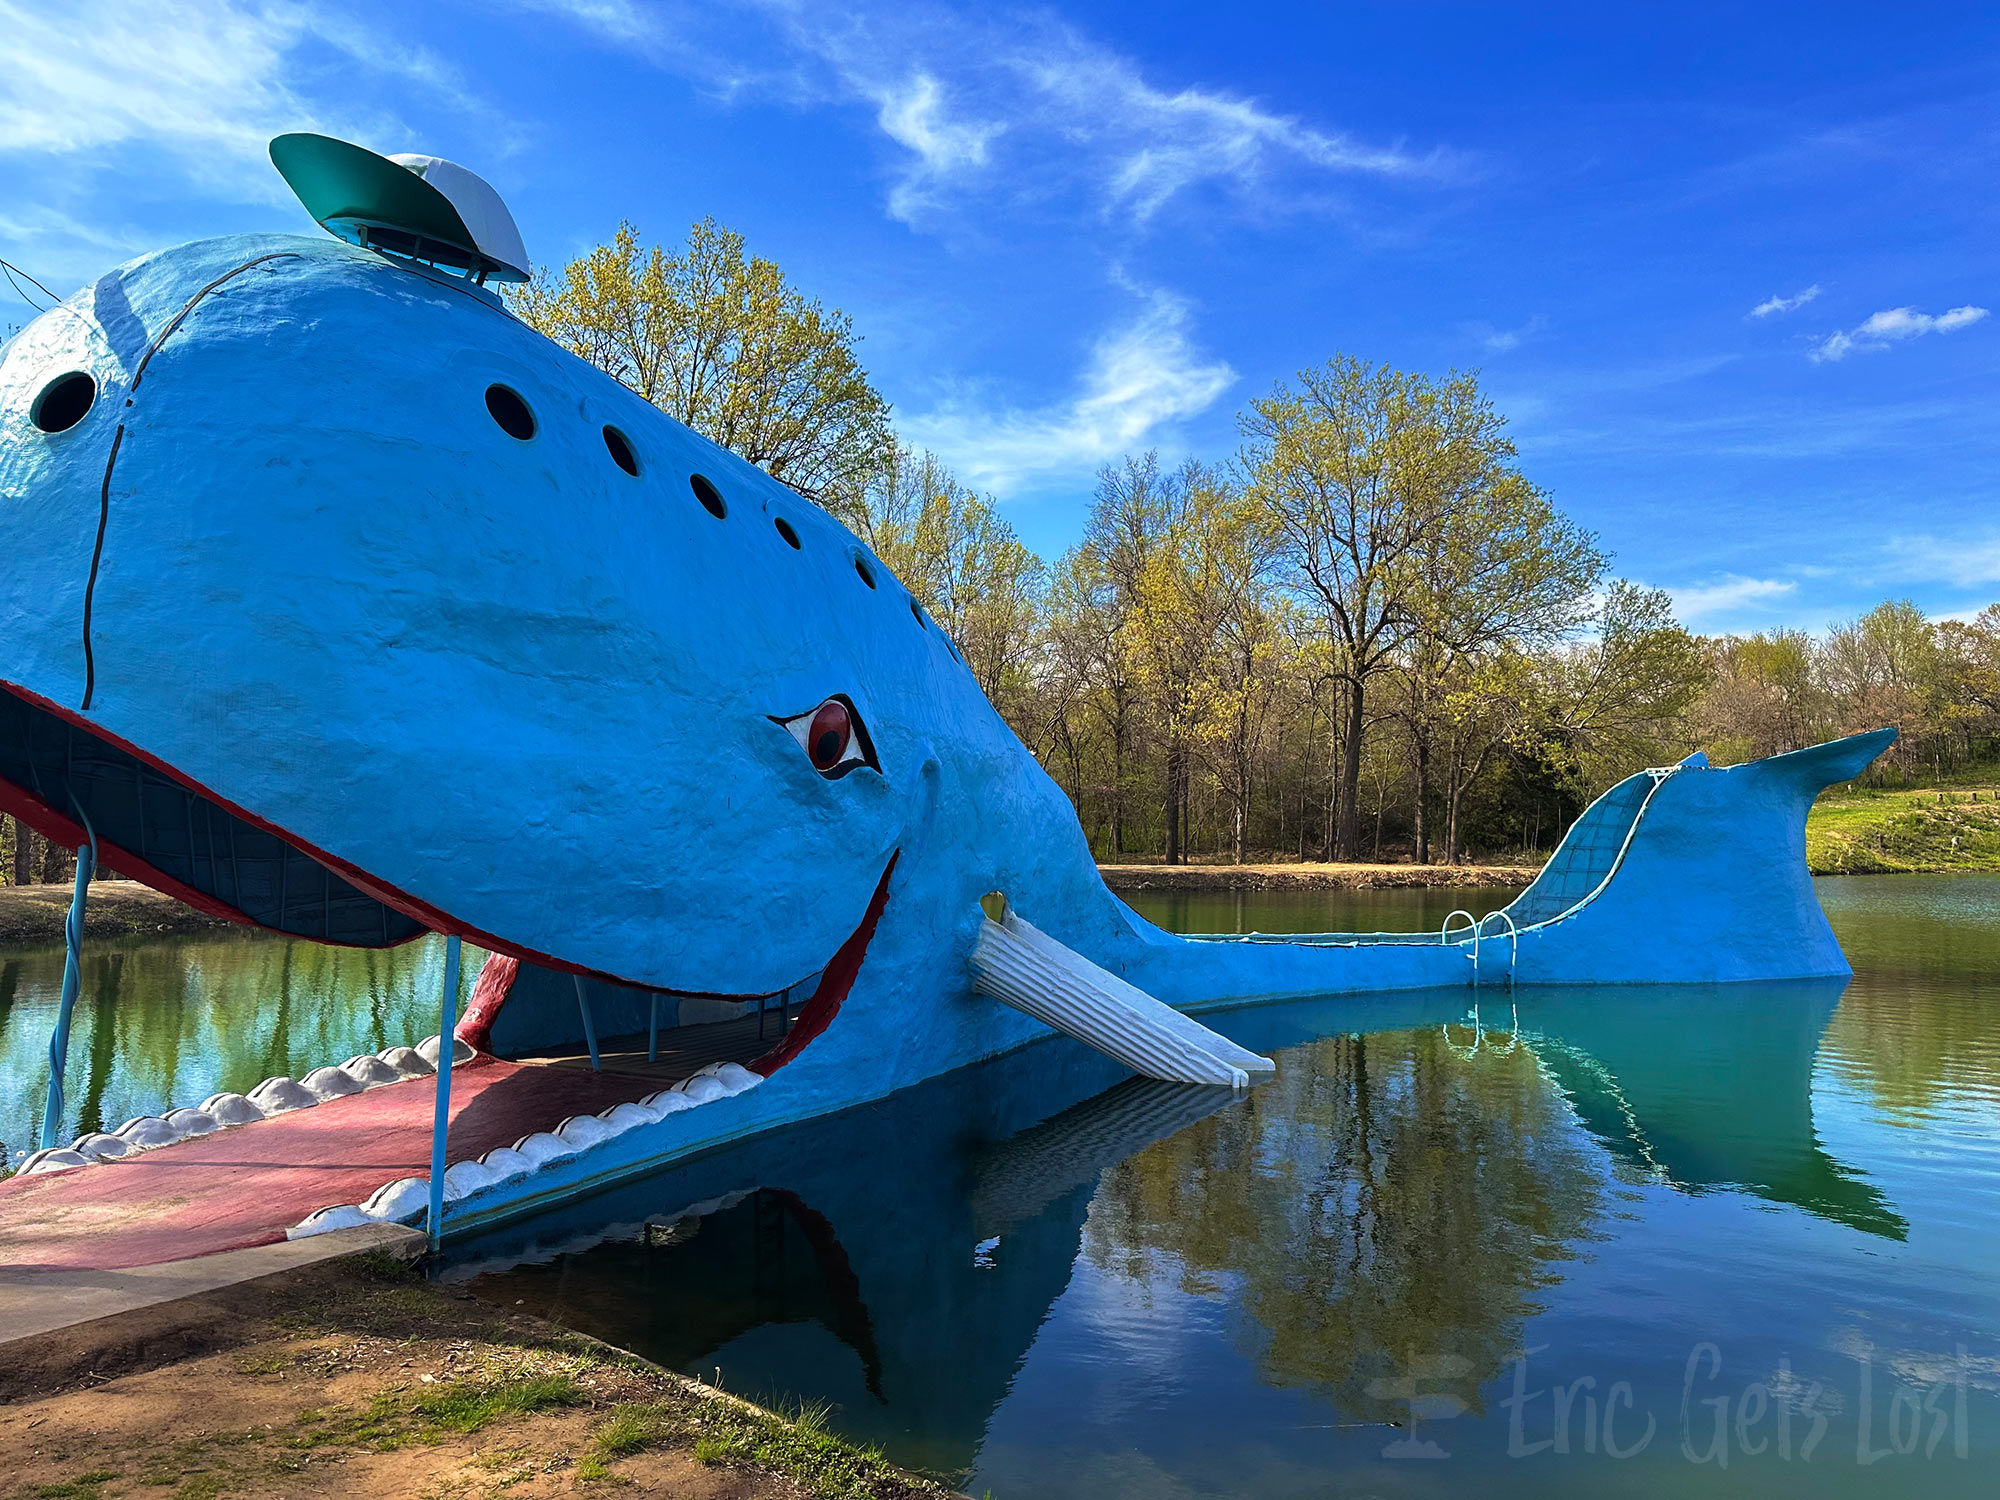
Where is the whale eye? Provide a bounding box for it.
[773,696,879,779]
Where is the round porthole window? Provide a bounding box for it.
[30,371,96,434]
[603,425,639,475]
[854,555,877,589]
[774,517,801,549]
[485,384,535,440]
[690,474,727,519]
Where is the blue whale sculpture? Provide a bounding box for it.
[0,217,1894,1233]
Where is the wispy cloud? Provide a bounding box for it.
[1467,314,1547,354]
[1811,304,1989,362]
[1750,283,1820,318]
[1883,532,2000,589]
[522,0,1454,230]
[1662,574,1798,624]
[0,0,476,177]
[897,286,1234,491]
[0,0,495,286]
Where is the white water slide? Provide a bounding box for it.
[971,903,1275,1088]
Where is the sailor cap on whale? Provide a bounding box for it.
[269,131,530,283]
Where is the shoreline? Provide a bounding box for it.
[0,879,234,946]
[1098,861,1541,892]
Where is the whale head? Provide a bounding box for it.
[0,232,1114,1053]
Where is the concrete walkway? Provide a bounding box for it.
[0,1220,422,1348]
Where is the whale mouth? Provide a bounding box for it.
[454,852,899,1079]
[1,681,894,1045]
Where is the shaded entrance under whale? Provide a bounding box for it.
[0,682,423,946]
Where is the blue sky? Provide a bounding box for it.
[4,1,1996,634]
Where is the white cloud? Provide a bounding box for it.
[1663,574,1798,624]
[1468,314,1547,354]
[896,287,1234,491]
[873,73,1006,220]
[524,0,1451,229]
[1811,304,1989,362]
[1750,284,1820,318]
[0,0,476,180]
[1883,533,2000,589]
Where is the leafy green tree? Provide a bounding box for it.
[1391,470,1604,862]
[853,447,1045,724]
[1243,358,1540,860]
[1530,581,1710,789]
[513,220,892,515]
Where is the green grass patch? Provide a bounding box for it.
[28,1474,120,1500]
[1808,786,2000,873]
[397,1372,586,1435]
[584,1393,935,1499]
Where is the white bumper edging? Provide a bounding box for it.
[284,1060,765,1241]
[14,1034,470,1178]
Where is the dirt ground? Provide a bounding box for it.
[0,881,232,946]
[0,1253,951,1500]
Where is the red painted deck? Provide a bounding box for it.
[0,1058,661,1272]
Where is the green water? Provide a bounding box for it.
[3,879,1998,1497]
[0,927,484,1166]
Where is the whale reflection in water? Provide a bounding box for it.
[450,981,1894,1478]
[1510,977,1903,1239]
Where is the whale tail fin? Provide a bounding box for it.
[1505,727,1896,984]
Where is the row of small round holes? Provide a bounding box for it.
[485,381,956,658]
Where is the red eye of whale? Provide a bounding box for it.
[774,696,879,779]
[807,700,851,770]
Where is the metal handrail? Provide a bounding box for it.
[1476,909,1519,986]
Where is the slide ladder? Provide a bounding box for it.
[971,898,1274,1088]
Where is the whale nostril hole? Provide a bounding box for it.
[30,371,95,434]
[690,474,727,519]
[602,425,639,475]
[485,384,535,440]
[774,517,801,549]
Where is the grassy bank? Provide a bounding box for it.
[0,1251,953,1500]
[0,880,232,946]
[1807,784,2000,874]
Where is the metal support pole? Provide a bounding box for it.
[426,934,462,1254]
[39,840,96,1151]
[573,975,601,1071]
[648,992,660,1063]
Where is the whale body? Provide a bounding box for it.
[0,230,1894,1228]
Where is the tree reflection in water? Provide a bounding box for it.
[1086,1026,1607,1424]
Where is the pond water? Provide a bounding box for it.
[0,926,486,1166]
[2,879,1997,1497]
